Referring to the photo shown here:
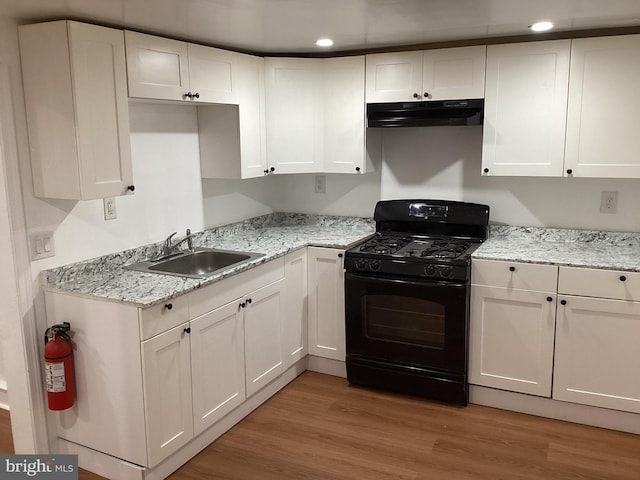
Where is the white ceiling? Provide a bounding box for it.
[3,0,640,54]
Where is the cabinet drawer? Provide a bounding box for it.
[189,258,285,319]
[139,296,189,341]
[472,259,558,292]
[558,266,640,301]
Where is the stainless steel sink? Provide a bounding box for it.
[126,248,265,279]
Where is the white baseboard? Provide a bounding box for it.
[57,439,144,480]
[306,355,346,378]
[0,379,9,411]
[470,384,640,435]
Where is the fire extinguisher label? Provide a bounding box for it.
[45,362,66,392]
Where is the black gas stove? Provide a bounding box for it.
[345,199,490,405]
[345,200,488,282]
[346,233,481,282]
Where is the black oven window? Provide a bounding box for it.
[362,294,445,349]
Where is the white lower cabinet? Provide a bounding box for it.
[470,285,556,397]
[190,300,245,436]
[470,260,558,397]
[471,260,640,415]
[554,267,640,413]
[284,249,308,367]
[244,278,286,397]
[45,257,291,470]
[307,247,346,361]
[141,322,194,466]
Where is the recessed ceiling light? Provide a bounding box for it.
[530,21,554,32]
[316,38,334,47]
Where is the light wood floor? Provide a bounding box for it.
[2,372,639,479]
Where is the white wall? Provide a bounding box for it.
[0,16,49,452]
[379,127,640,231]
[27,103,207,276]
[201,176,275,227]
[268,169,382,218]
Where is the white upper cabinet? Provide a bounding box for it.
[125,30,267,178]
[265,58,324,174]
[187,43,238,104]
[365,46,486,102]
[198,54,267,179]
[125,31,252,104]
[565,35,640,178]
[323,57,369,174]
[125,31,190,101]
[482,40,570,177]
[19,21,134,200]
[265,56,374,174]
[365,51,423,102]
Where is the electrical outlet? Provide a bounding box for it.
[103,197,117,220]
[315,175,326,194]
[600,191,618,214]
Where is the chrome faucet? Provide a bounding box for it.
[159,229,195,259]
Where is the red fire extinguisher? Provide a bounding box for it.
[44,322,75,410]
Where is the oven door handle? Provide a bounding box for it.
[346,272,466,289]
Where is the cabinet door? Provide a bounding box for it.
[323,56,367,174]
[308,247,346,361]
[141,322,193,467]
[236,55,268,178]
[422,46,486,100]
[565,35,640,178]
[125,31,190,101]
[198,55,267,179]
[365,51,423,102]
[469,285,556,397]
[554,295,640,413]
[244,279,286,397]
[19,21,133,200]
[191,299,245,435]
[69,22,133,200]
[265,58,323,173]
[188,44,238,104]
[284,249,308,367]
[482,40,570,176]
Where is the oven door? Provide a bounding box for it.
[345,271,468,374]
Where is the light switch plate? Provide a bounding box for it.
[31,231,55,260]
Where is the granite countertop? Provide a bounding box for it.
[474,225,640,272]
[43,213,375,308]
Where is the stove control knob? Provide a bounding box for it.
[355,259,367,270]
[370,260,381,271]
[440,266,452,278]
[424,265,436,276]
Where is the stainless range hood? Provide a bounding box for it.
[366,99,484,127]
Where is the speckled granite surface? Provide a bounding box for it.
[474,225,640,272]
[43,213,375,308]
